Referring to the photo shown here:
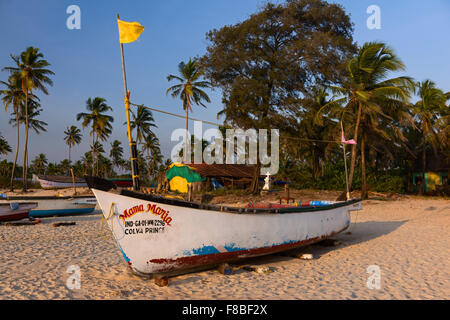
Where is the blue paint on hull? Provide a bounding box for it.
[29,207,95,217]
[184,239,302,257]
[190,245,221,256]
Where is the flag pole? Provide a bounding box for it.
[341,121,350,200]
[117,13,140,191]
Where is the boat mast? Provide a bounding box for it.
[117,13,140,191]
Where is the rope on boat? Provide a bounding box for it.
[100,202,116,240]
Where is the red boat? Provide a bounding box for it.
[0,202,38,222]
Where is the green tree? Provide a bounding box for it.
[141,133,162,182]
[110,140,124,174]
[298,87,341,181]
[2,46,54,191]
[64,125,82,168]
[92,141,105,175]
[76,97,113,175]
[166,58,211,163]
[0,75,28,190]
[10,100,48,173]
[127,105,157,145]
[412,80,447,194]
[0,133,12,156]
[31,153,48,175]
[318,42,415,199]
[200,0,355,193]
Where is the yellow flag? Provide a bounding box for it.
[117,18,144,43]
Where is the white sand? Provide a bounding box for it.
[0,193,448,300]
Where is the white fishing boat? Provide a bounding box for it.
[36,175,88,189]
[91,187,362,276]
[0,196,96,218]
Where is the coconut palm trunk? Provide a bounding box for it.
[92,133,95,176]
[361,133,367,199]
[68,145,71,175]
[9,111,20,191]
[336,101,363,201]
[22,90,29,192]
[184,98,191,164]
[421,147,426,194]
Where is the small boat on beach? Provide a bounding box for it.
[0,202,38,222]
[90,184,362,277]
[106,178,133,188]
[0,196,97,218]
[36,175,88,189]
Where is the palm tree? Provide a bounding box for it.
[301,87,341,181]
[0,133,12,156]
[76,97,113,175]
[127,105,157,145]
[92,141,105,175]
[31,153,48,175]
[10,99,48,173]
[141,133,161,182]
[0,75,28,190]
[412,80,447,194]
[2,47,54,191]
[318,42,414,199]
[166,58,211,163]
[109,140,124,174]
[64,126,82,168]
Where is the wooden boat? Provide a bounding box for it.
[106,178,133,188]
[0,202,38,222]
[0,196,96,218]
[36,175,88,189]
[91,187,362,276]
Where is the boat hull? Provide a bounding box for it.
[36,175,88,189]
[0,203,38,222]
[0,197,96,217]
[92,189,362,276]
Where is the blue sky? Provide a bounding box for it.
[1,0,449,165]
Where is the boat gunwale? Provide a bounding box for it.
[1,195,96,201]
[119,189,362,214]
[0,202,39,207]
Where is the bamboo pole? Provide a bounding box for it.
[117,14,140,191]
[341,121,350,200]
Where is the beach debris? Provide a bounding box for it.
[154,275,169,287]
[217,263,233,275]
[2,218,41,226]
[242,265,274,274]
[316,239,342,247]
[345,232,352,235]
[52,222,76,227]
[299,253,314,260]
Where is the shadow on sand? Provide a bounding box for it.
[168,219,409,285]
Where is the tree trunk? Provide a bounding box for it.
[91,133,95,176]
[185,106,189,163]
[421,147,426,194]
[250,162,261,194]
[336,102,362,201]
[22,92,29,192]
[68,145,71,175]
[9,111,20,192]
[361,134,367,199]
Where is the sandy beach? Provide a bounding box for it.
[0,189,448,300]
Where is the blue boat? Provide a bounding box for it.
[0,195,97,217]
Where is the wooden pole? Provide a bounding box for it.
[117,14,140,191]
[70,168,77,195]
[341,121,350,200]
